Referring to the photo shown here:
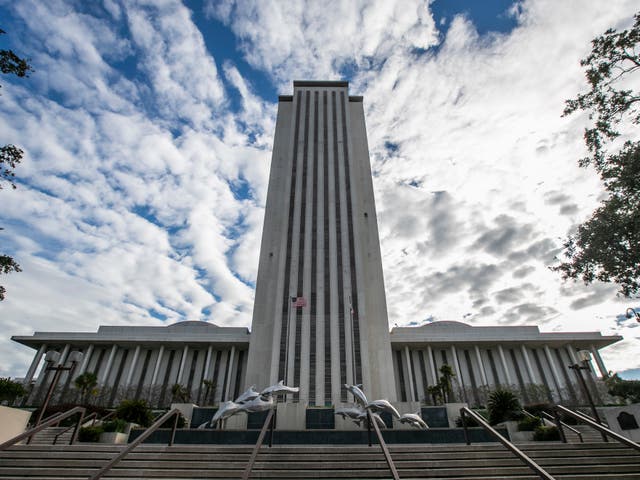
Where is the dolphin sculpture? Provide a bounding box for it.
[261,380,299,397]
[239,394,275,413]
[400,412,429,430]
[344,383,368,407]
[210,400,244,426]
[365,399,401,419]
[335,406,366,426]
[369,412,387,430]
[235,385,260,404]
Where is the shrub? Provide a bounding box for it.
[115,399,153,427]
[518,416,542,431]
[455,415,479,427]
[102,418,127,433]
[487,389,521,425]
[78,425,103,442]
[160,412,186,429]
[0,377,26,403]
[533,425,560,441]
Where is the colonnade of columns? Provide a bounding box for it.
[24,343,247,408]
[393,343,608,406]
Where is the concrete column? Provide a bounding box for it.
[23,344,47,385]
[497,345,512,385]
[151,346,165,386]
[177,345,189,385]
[544,345,563,400]
[451,345,465,402]
[521,345,538,384]
[566,345,578,365]
[125,345,141,387]
[59,344,71,366]
[426,345,437,384]
[202,345,213,381]
[77,344,94,375]
[100,345,118,384]
[474,345,488,386]
[590,345,608,378]
[404,346,415,402]
[224,346,236,401]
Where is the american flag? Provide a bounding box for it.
[291,296,307,308]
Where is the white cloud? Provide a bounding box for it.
[1,0,638,380]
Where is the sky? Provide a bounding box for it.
[0,0,639,381]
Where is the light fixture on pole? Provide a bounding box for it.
[568,349,607,442]
[626,308,640,323]
[33,350,84,428]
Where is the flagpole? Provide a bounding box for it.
[349,294,356,385]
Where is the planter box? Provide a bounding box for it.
[99,431,129,444]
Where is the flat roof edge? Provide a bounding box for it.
[293,80,348,87]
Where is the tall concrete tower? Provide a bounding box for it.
[246,81,396,406]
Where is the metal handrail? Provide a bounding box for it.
[0,406,86,450]
[522,409,583,443]
[366,411,400,480]
[460,407,555,480]
[555,405,640,451]
[53,412,98,445]
[88,408,182,480]
[242,409,276,480]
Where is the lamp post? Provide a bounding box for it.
[33,350,83,427]
[568,350,607,442]
[626,308,640,323]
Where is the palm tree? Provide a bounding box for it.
[202,379,216,406]
[74,372,97,404]
[439,364,456,403]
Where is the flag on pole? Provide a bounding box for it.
[292,296,307,308]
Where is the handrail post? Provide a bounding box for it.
[268,410,275,448]
[169,414,179,446]
[367,411,400,480]
[552,409,567,443]
[460,407,556,480]
[243,408,275,480]
[555,405,640,452]
[367,414,372,447]
[461,409,470,445]
[88,408,182,480]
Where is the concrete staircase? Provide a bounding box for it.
[25,426,74,445]
[1,441,639,479]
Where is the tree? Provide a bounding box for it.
[553,12,640,297]
[74,372,98,404]
[171,383,190,403]
[0,29,32,300]
[0,377,26,404]
[605,373,640,403]
[438,364,456,403]
[202,379,216,405]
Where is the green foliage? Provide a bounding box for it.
[0,29,31,301]
[487,389,521,425]
[439,364,456,403]
[115,399,153,427]
[74,372,98,404]
[160,412,186,429]
[533,425,561,441]
[0,377,26,402]
[518,415,542,431]
[202,380,216,406]
[605,373,640,403]
[426,385,443,405]
[554,12,640,296]
[102,418,127,433]
[78,425,103,442]
[171,384,190,403]
[523,403,552,417]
